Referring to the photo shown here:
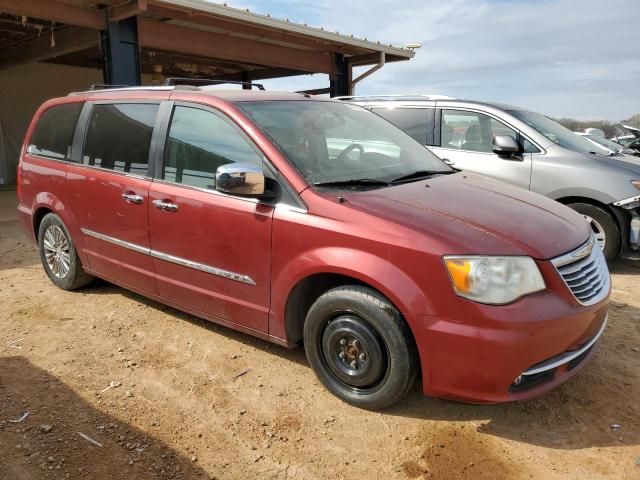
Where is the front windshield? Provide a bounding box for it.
[508,110,601,155]
[237,100,451,186]
[584,134,623,153]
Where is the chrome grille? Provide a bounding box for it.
[551,235,610,305]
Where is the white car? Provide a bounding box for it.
[575,131,637,156]
[610,124,640,146]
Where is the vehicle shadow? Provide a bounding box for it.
[610,257,640,275]
[82,280,309,368]
[81,281,640,451]
[0,356,210,479]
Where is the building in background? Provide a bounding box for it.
[0,0,414,186]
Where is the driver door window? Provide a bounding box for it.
[163,106,263,190]
[441,110,517,153]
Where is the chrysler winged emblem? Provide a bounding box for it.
[571,236,595,259]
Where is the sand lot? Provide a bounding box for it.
[1,190,639,479]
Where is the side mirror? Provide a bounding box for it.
[215,163,265,196]
[492,135,520,156]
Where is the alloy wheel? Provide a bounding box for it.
[582,214,606,251]
[43,225,71,278]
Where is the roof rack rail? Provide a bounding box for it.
[90,84,132,91]
[336,94,457,101]
[162,77,265,90]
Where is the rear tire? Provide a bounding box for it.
[567,203,619,261]
[38,213,94,290]
[303,285,419,410]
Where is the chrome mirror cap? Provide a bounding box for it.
[215,163,265,196]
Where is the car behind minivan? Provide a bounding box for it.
[18,85,609,409]
[342,95,640,262]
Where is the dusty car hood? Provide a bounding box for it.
[342,172,590,259]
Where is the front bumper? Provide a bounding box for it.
[404,289,609,403]
[613,196,640,257]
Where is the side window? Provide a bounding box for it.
[522,138,540,153]
[163,106,263,190]
[372,107,428,144]
[441,110,517,153]
[28,103,82,161]
[83,103,159,175]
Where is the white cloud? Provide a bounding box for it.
[239,0,640,120]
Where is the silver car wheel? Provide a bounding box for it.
[583,215,606,251]
[43,225,71,279]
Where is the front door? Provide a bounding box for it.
[148,104,273,333]
[430,109,532,190]
[66,102,161,294]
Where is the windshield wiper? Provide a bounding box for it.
[313,178,390,188]
[390,169,455,184]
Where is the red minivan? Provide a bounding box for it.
[17,85,610,409]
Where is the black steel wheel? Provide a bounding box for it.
[303,286,419,410]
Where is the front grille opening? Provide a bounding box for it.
[554,237,610,306]
[509,368,556,393]
[567,345,593,371]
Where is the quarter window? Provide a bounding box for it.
[83,103,159,175]
[28,103,82,161]
[163,106,263,190]
[441,110,518,153]
[371,108,428,144]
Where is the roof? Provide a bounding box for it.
[155,0,415,61]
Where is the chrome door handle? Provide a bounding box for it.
[121,192,144,204]
[442,158,455,166]
[152,199,178,212]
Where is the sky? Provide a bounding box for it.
[225,0,640,121]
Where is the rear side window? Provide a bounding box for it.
[28,103,82,161]
[372,107,428,144]
[83,103,159,175]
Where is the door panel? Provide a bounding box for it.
[66,166,155,292]
[149,104,273,332]
[149,183,273,331]
[66,102,160,293]
[432,109,532,190]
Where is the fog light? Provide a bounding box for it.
[513,375,523,386]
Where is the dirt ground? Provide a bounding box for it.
[1,189,639,480]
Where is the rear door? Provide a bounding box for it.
[430,108,533,189]
[148,102,273,333]
[66,101,162,293]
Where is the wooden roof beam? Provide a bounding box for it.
[138,19,333,74]
[109,0,148,23]
[0,26,98,70]
[0,0,106,30]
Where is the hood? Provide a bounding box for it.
[592,152,640,171]
[342,172,590,259]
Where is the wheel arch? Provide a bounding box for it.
[555,195,623,255]
[274,248,432,346]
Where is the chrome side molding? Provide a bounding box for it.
[81,228,256,286]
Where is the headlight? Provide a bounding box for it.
[443,256,545,305]
[632,180,640,191]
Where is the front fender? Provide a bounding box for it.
[269,246,433,342]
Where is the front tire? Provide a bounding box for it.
[38,213,94,290]
[567,203,619,261]
[303,286,419,410]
